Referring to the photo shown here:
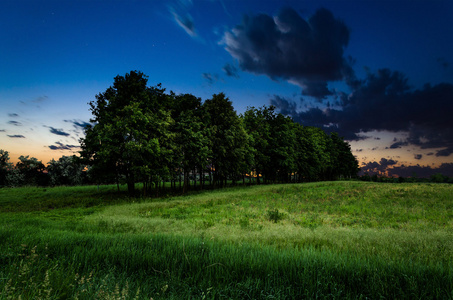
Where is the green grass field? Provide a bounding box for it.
[0,181,452,299]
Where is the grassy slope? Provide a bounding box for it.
[0,181,452,299]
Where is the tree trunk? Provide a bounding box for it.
[199,165,203,190]
[127,180,134,195]
[183,169,188,194]
[193,168,196,189]
[143,181,147,197]
[208,168,212,188]
[155,178,159,197]
[179,170,182,190]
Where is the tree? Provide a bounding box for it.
[329,133,359,179]
[265,112,296,183]
[242,106,271,184]
[203,93,251,187]
[244,106,297,183]
[14,155,47,186]
[292,123,314,182]
[170,93,210,193]
[302,127,333,180]
[80,71,171,195]
[47,155,85,186]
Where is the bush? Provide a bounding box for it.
[267,208,283,223]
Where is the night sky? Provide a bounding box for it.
[1,0,452,177]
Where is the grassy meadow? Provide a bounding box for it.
[0,181,452,299]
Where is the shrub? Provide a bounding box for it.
[267,208,283,223]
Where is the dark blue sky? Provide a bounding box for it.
[1,0,452,177]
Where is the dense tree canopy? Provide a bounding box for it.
[79,71,359,194]
[80,71,172,194]
[47,155,85,186]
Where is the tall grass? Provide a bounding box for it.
[0,181,452,298]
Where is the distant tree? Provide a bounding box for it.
[14,155,47,186]
[430,173,449,183]
[0,150,13,187]
[47,155,85,186]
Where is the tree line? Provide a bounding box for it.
[0,71,359,192]
[0,152,86,187]
[80,71,359,194]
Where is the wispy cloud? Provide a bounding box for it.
[168,0,204,40]
[48,126,70,136]
[33,95,49,103]
[8,113,19,117]
[202,72,220,85]
[389,139,409,149]
[48,142,79,150]
[8,121,22,126]
[7,135,25,138]
[64,119,91,130]
[170,7,197,37]
[223,63,239,78]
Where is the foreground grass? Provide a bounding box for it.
[0,181,452,299]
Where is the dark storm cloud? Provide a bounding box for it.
[8,121,22,126]
[361,158,398,174]
[7,135,25,138]
[48,127,70,137]
[273,68,453,156]
[223,63,239,78]
[389,139,408,149]
[301,81,332,100]
[435,147,453,157]
[270,95,297,116]
[387,163,453,178]
[222,7,352,99]
[48,142,79,151]
[360,159,453,178]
